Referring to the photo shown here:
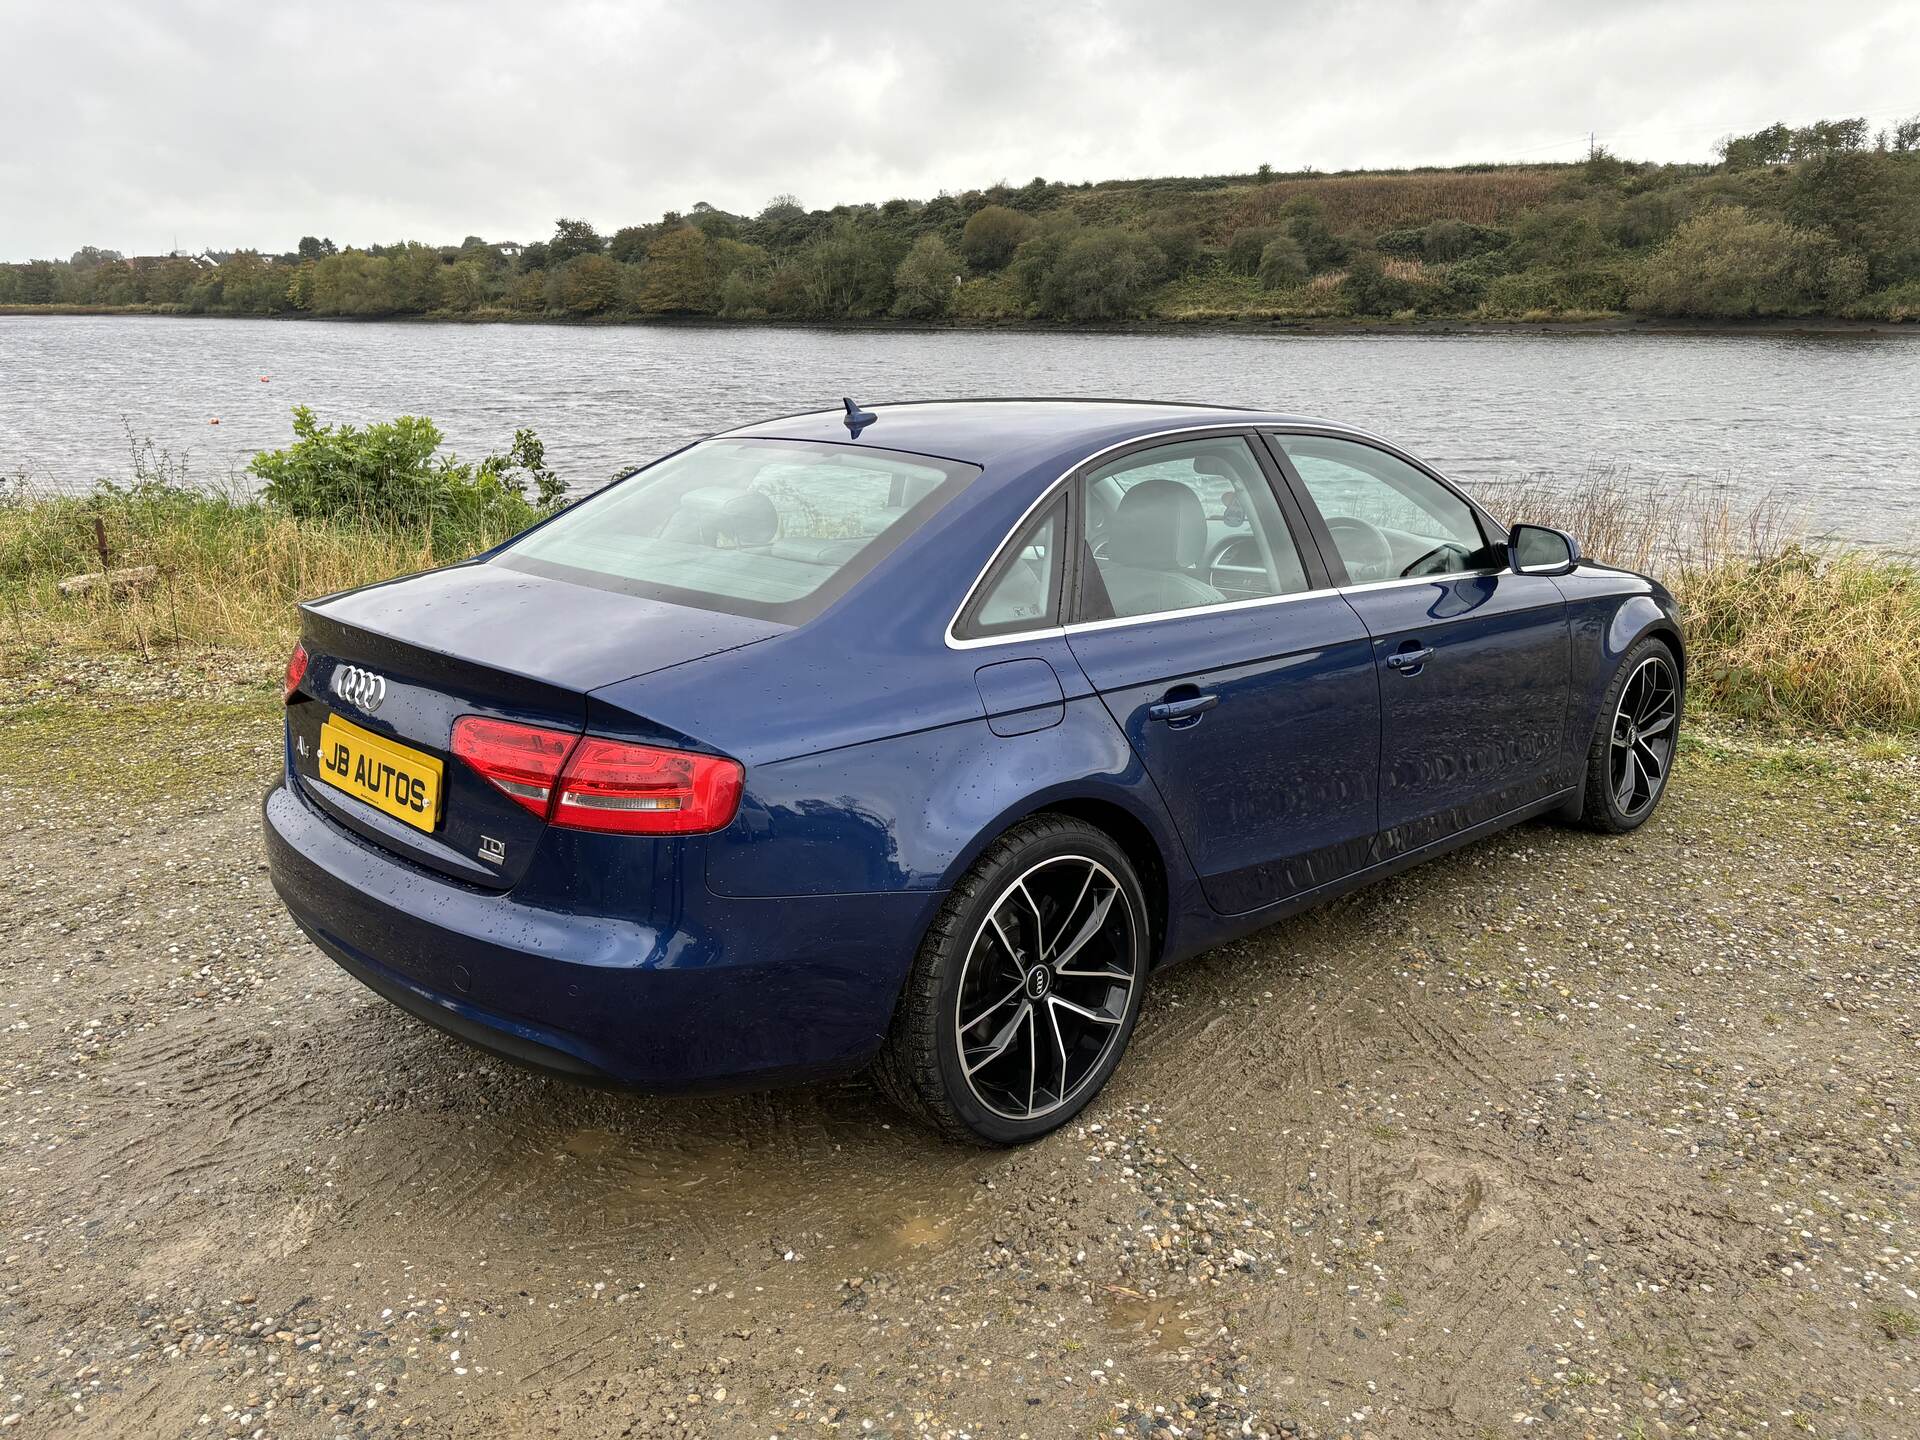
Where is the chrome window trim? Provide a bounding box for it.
[1262,425,1509,544]
[943,422,1516,653]
[949,567,1516,651]
[944,422,1280,651]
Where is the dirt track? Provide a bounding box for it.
[3,671,1918,1439]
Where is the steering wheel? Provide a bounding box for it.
[1401,540,1472,578]
[1325,516,1395,582]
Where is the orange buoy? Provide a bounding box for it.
[209,418,220,425]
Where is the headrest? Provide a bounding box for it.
[1106,478,1207,571]
[666,486,779,546]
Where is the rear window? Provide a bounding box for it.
[495,439,978,621]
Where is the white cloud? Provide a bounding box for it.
[4,0,1913,258]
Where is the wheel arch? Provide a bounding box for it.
[936,784,1183,969]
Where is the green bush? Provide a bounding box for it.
[1225,226,1281,275]
[1341,253,1419,315]
[1256,236,1309,290]
[249,407,565,546]
[1020,227,1166,320]
[891,234,961,318]
[1843,278,1920,321]
[960,205,1035,272]
[1630,206,1862,317]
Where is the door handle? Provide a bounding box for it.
[1385,644,1434,674]
[1147,690,1219,727]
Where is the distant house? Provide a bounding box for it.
[494,242,522,259]
[126,250,221,270]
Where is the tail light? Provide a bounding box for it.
[552,736,744,834]
[451,716,743,835]
[283,642,309,703]
[451,716,576,817]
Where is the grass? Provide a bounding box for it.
[1487,469,1920,731]
[1875,1305,1920,1342]
[4,444,1917,737]
[0,437,530,667]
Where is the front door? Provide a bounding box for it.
[1063,433,1380,916]
[1266,432,1571,859]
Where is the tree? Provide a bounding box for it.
[960,205,1035,271]
[1225,226,1281,275]
[1342,252,1422,316]
[69,246,123,269]
[1256,236,1308,290]
[1629,206,1861,317]
[1026,228,1166,320]
[1786,151,1916,285]
[1279,197,1346,272]
[635,227,716,312]
[891,234,960,318]
[557,253,623,314]
[435,260,490,312]
[794,219,899,317]
[609,224,655,264]
[548,218,605,265]
[297,236,338,260]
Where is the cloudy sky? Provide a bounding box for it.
[6,0,1916,260]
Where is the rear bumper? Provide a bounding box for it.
[263,777,938,1092]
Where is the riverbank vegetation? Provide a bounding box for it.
[3,415,1915,735]
[5,116,1919,328]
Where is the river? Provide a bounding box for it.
[2,314,1916,545]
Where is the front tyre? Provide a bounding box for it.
[1580,637,1682,833]
[873,817,1149,1146]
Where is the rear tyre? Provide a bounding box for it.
[873,816,1149,1146]
[1579,637,1682,834]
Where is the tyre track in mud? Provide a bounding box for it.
[4,712,1919,1438]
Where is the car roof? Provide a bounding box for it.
[716,398,1387,468]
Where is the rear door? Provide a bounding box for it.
[1061,432,1380,916]
[1264,431,1571,859]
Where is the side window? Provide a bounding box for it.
[958,499,1063,638]
[1079,435,1310,622]
[1272,435,1491,584]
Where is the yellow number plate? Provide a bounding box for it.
[316,713,443,832]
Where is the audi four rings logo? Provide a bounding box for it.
[330,664,388,713]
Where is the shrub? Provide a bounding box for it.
[249,407,564,545]
[635,227,717,313]
[1630,206,1861,317]
[556,254,623,314]
[716,270,768,318]
[1225,226,1281,275]
[792,219,900,318]
[1149,224,1206,277]
[1480,263,1632,315]
[1256,236,1309,290]
[1023,228,1166,320]
[960,205,1035,271]
[891,234,961,318]
[1341,253,1424,315]
[1843,278,1920,321]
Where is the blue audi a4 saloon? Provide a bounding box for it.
[265,399,1684,1144]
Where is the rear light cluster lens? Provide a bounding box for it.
[450,716,743,836]
[450,716,575,815]
[283,642,309,703]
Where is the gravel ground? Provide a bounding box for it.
[3,660,1918,1439]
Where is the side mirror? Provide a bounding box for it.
[1509,523,1580,575]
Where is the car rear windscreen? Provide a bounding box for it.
[494,438,979,622]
